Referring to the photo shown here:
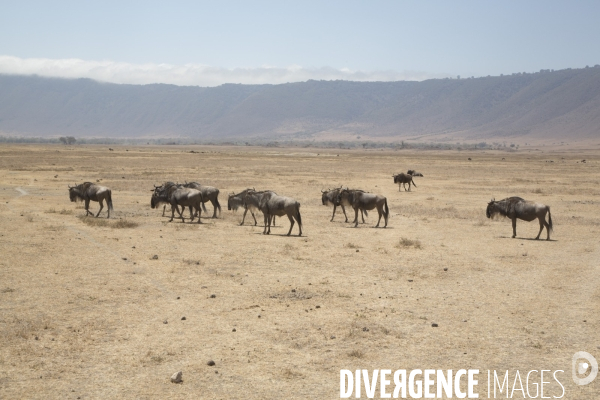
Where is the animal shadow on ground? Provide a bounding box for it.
[497,235,557,242]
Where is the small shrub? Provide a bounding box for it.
[112,219,138,229]
[395,238,422,249]
[348,349,365,358]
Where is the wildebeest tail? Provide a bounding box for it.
[296,202,302,228]
[384,198,389,218]
[412,177,417,187]
[548,207,553,232]
[107,190,114,211]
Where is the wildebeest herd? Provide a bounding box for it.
[67,169,554,240]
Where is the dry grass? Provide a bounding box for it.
[78,216,138,228]
[0,144,598,399]
[395,237,422,249]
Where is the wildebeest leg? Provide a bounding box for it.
[535,217,544,240]
[174,203,185,222]
[263,213,269,234]
[408,182,411,191]
[360,209,365,224]
[162,205,166,217]
[330,205,337,222]
[211,199,218,218]
[272,216,276,226]
[354,208,359,227]
[375,206,382,227]
[96,199,104,218]
[169,205,176,222]
[84,199,93,216]
[240,208,248,225]
[341,204,348,222]
[286,214,295,236]
[196,204,203,224]
[188,206,195,222]
[512,218,517,238]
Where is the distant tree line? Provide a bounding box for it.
[59,136,77,145]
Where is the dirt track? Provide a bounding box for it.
[0,144,598,399]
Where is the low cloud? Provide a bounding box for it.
[0,55,447,86]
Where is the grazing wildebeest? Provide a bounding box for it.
[245,190,301,236]
[152,184,203,223]
[151,182,179,216]
[393,173,417,191]
[486,197,553,240]
[322,187,367,223]
[183,182,221,218]
[407,170,424,177]
[337,189,388,228]
[68,182,113,218]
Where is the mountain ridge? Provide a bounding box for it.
[1,67,599,143]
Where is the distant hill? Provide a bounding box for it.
[1,67,600,144]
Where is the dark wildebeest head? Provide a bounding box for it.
[321,187,343,206]
[486,198,497,218]
[150,182,179,209]
[407,170,424,177]
[228,189,252,211]
[68,182,95,202]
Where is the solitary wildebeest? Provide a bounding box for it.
[393,173,417,191]
[244,190,302,236]
[152,184,203,223]
[228,189,277,226]
[486,197,553,240]
[337,189,389,228]
[407,170,424,177]
[322,187,366,223]
[183,182,221,218]
[68,182,113,218]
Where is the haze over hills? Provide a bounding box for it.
[1,66,600,144]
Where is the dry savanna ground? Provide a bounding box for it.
[0,144,599,399]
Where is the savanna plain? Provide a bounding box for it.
[0,144,599,399]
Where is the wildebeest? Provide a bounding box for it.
[68,182,113,218]
[393,173,417,191]
[486,197,553,240]
[151,182,178,216]
[321,187,349,222]
[407,170,424,177]
[337,189,388,228]
[244,190,301,236]
[152,184,203,223]
[183,182,221,218]
[227,188,275,226]
[322,187,366,223]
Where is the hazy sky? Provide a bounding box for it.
[1,1,599,86]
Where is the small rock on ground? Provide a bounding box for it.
[171,371,183,383]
